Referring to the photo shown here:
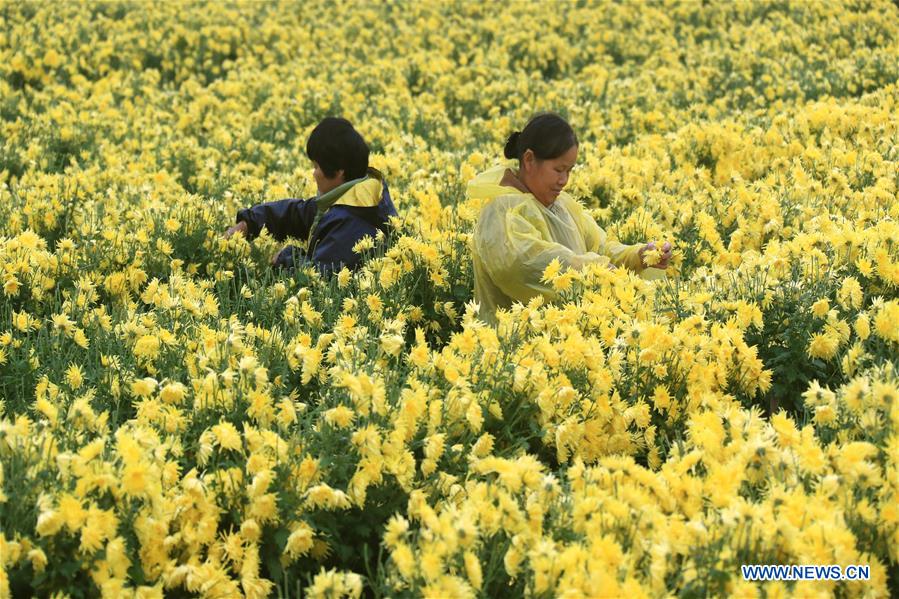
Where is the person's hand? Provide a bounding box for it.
[224,220,248,239]
[639,241,673,269]
[271,246,300,270]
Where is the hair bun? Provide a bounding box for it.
[503,131,521,159]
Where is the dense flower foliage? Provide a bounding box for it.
[1,0,898,597]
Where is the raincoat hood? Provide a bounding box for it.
[318,167,386,211]
[467,163,519,202]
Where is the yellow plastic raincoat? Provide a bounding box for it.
[469,163,665,324]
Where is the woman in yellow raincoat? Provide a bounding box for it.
[469,113,672,324]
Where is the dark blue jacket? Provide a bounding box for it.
[236,169,397,274]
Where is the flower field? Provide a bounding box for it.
[2,0,899,597]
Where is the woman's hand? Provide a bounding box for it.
[224,220,248,239]
[639,241,673,269]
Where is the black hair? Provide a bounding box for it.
[503,113,578,161]
[306,117,370,180]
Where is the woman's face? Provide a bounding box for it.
[521,144,578,206]
[313,161,345,195]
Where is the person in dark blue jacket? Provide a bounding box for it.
[224,117,398,274]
